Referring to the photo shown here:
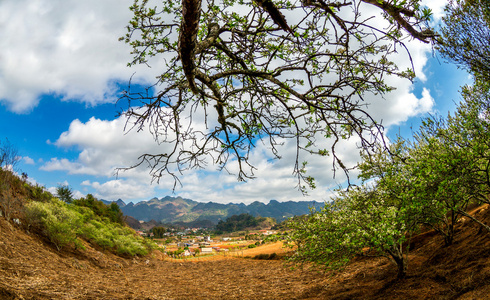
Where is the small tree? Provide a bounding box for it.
[288,141,429,279]
[411,81,490,234]
[56,184,74,204]
[0,138,20,171]
[152,226,167,238]
[108,202,125,225]
[288,182,424,279]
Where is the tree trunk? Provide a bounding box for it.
[393,255,406,279]
[445,211,455,246]
[388,246,407,279]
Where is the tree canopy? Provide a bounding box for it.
[120,0,435,189]
[56,184,74,204]
[438,0,490,82]
[287,87,490,278]
[288,140,431,279]
[284,0,490,279]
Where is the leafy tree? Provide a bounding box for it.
[406,136,466,246]
[56,184,74,204]
[288,141,431,279]
[413,81,490,233]
[288,184,422,279]
[439,0,490,81]
[119,0,435,189]
[409,0,490,238]
[73,194,125,225]
[108,202,125,224]
[152,226,167,238]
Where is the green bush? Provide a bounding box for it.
[25,198,83,251]
[25,197,155,256]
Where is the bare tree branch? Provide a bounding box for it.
[119,0,435,191]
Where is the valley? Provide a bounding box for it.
[2,204,490,299]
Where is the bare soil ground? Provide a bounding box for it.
[1,206,490,299]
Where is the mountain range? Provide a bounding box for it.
[103,196,325,225]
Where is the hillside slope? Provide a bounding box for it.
[1,205,490,299]
[0,216,322,299]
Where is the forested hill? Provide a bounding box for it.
[102,196,324,224]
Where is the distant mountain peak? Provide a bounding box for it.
[116,195,324,225]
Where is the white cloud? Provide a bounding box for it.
[22,156,35,165]
[46,186,57,196]
[41,115,167,177]
[367,86,435,131]
[82,179,156,201]
[72,190,85,200]
[0,0,160,113]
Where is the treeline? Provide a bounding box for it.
[287,0,490,280]
[73,194,124,225]
[215,213,274,233]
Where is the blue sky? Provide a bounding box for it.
[0,0,470,204]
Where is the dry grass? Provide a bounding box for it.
[239,241,287,256]
[164,241,288,261]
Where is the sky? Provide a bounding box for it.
[0,0,471,204]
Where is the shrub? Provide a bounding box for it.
[25,198,83,251]
[25,197,156,256]
[113,234,150,256]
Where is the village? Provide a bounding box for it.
[135,226,281,258]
